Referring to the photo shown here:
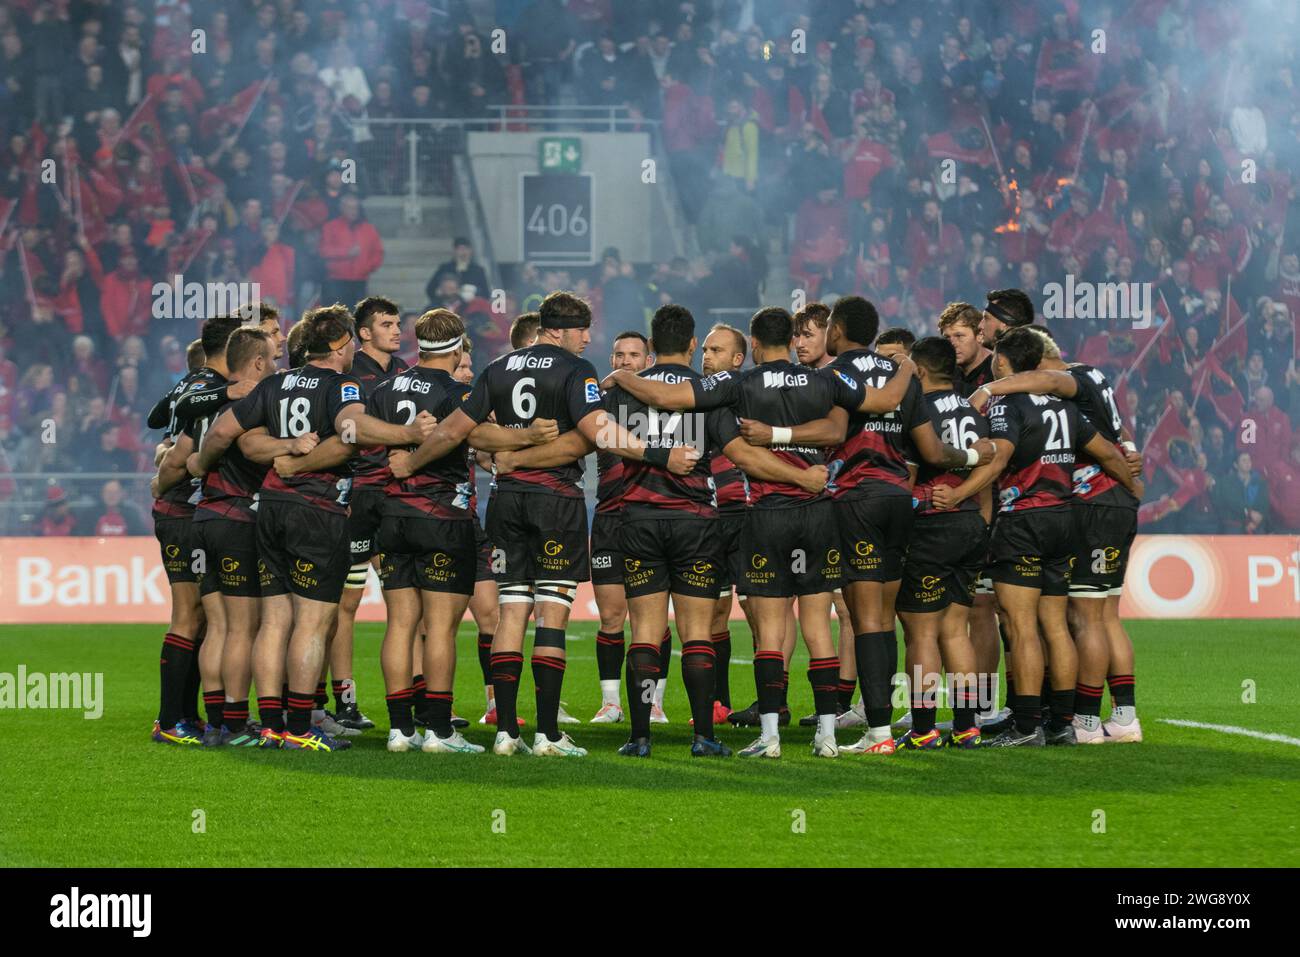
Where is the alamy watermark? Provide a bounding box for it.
[1042,274,1152,330]
[152,276,262,321]
[0,666,103,718]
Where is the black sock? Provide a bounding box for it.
[183,637,203,723]
[332,678,352,714]
[754,650,785,716]
[910,691,937,735]
[226,699,250,733]
[658,627,673,686]
[595,629,626,681]
[1074,683,1104,720]
[681,640,716,738]
[411,674,429,725]
[836,676,855,713]
[1013,694,1041,735]
[780,668,789,711]
[952,687,978,733]
[203,689,225,729]
[807,656,839,720]
[1048,687,1075,731]
[256,695,284,733]
[386,688,415,736]
[286,689,315,735]
[532,654,566,741]
[1107,673,1135,708]
[477,633,494,686]
[854,630,897,727]
[427,690,453,738]
[490,652,524,736]
[158,632,196,728]
[711,631,732,706]
[1004,672,1018,714]
[280,682,289,714]
[314,681,328,710]
[626,642,660,739]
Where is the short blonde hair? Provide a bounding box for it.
[416,308,466,354]
[938,301,982,335]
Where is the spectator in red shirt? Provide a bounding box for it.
[91,479,145,536]
[1237,386,1293,473]
[1263,442,1300,532]
[249,220,295,311]
[38,485,78,536]
[319,193,383,305]
[100,251,153,339]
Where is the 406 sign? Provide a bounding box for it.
[521,173,593,265]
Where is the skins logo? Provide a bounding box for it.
[543,540,563,556]
[750,554,768,569]
[854,541,874,557]
[624,557,641,573]
[921,575,942,589]
[432,552,451,568]
[295,559,315,573]
[221,557,239,573]
[826,548,841,565]
[165,544,180,559]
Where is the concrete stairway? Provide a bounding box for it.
[363,196,458,315]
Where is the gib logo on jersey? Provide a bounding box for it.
[762,370,809,389]
[152,275,261,321]
[505,354,554,371]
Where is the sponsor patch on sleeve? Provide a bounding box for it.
[341,382,361,403]
[702,371,731,391]
[584,377,601,404]
[835,370,859,390]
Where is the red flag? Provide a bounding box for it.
[1214,286,1248,363]
[115,92,162,153]
[199,77,270,140]
[1143,403,1190,469]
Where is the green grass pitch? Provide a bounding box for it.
[1,619,1297,867]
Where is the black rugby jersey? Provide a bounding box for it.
[351,349,410,489]
[824,348,927,500]
[191,378,274,524]
[956,353,995,398]
[1063,363,1138,510]
[151,368,224,519]
[231,363,362,514]
[368,365,474,520]
[691,359,859,509]
[912,388,989,517]
[987,392,1097,513]
[607,363,731,520]
[459,343,604,498]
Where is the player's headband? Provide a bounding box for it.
[417,336,463,354]
[983,300,1024,327]
[540,312,591,330]
[329,332,353,350]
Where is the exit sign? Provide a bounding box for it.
[539,137,582,173]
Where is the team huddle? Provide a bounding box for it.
[149,286,1146,758]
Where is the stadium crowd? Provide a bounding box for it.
[0,0,1296,535]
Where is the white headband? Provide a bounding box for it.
[417,336,463,354]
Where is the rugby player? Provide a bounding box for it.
[393,292,681,757]
[767,296,994,756]
[454,338,509,726]
[940,302,994,397]
[969,328,1144,742]
[606,306,916,758]
[589,330,652,724]
[790,303,862,729]
[509,312,541,350]
[977,287,1034,348]
[937,301,1003,727]
[332,296,407,732]
[893,336,992,749]
[195,305,435,751]
[936,328,1141,746]
[700,324,750,723]
[148,315,245,744]
[367,309,535,753]
[160,328,298,747]
[874,328,915,359]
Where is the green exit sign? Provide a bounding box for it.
[539,137,582,173]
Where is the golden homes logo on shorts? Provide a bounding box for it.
[1014,554,1041,576]
[221,557,239,573]
[747,552,774,586]
[164,544,180,559]
[432,552,451,568]
[291,558,318,589]
[623,557,641,573]
[681,560,716,590]
[826,548,841,566]
[540,539,566,572]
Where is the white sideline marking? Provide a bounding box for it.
[1159,719,1300,748]
[671,649,752,665]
